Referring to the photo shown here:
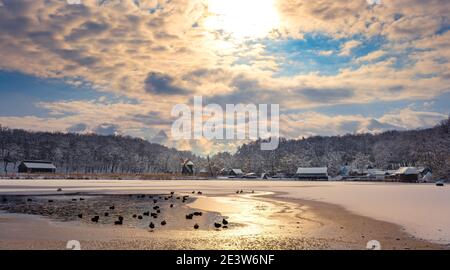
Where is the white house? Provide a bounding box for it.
[296,167,328,180]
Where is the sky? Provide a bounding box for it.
[0,0,449,155]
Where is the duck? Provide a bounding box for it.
[161,220,167,226]
[170,191,175,195]
[57,188,62,192]
[153,206,160,210]
[149,222,155,229]
[77,214,83,219]
[132,214,137,218]
[48,200,54,203]
[222,219,228,225]
[153,199,158,203]
[193,212,203,216]
[27,198,32,202]
[222,226,228,229]
[214,223,222,229]
[109,205,115,210]
[138,215,143,220]
[194,224,199,230]
[197,191,203,195]
[114,220,123,225]
[118,216,124,221]
[79,198,85,201]
[91,216,99,222]
[143,211,150,216]
[186,214,193,219]
[170,204,174,208]
[104,212,109,217]
[72,199,77,201]
[192,191,195,194]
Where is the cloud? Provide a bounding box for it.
[338,40,362,56]
[298,87,355,103]
[144,72,188,95]
[93,123,119,136]
[357,50,386,63]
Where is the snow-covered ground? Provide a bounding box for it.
[0,180,449,244]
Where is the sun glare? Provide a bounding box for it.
[205,0,280,40]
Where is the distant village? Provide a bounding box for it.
[3,159,440,183]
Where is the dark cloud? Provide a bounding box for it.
[94,123,119,136]
[65,21,109,42]
[128,111,174,126]
[144,72,187,95]
[298,87,355,103]
[67,123,88,133]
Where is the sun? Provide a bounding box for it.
[204,0,280,40]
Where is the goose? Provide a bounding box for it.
[27,198,32,202]
[79,198,85,201]
[143,211,150,216]
[153,199,158,203]
[109,205,115,210]
[186,214,193,220]
[170,192,175,195]
[114,220,123,225]
[156,209,161,213]
[222,219,228,225]
[57,188,62,192]
[72,199,77,201]
[170,204,174,208]
[77,214,83,219]
[104,212,109,217]
[193,212,202,216]
[91,216,99,222]
[138,215,143,220]
[222,226,228,229]
[197,191,203,195]
[149,222,155,229]
[214,223,222,229]
[118,216,124,221]
[48,200,54,203]
[192,191,195,194]
[132,214,137,218]
[194,224,199,230]
[161,220,166,226]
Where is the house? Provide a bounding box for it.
[18,160,56,173]
[395,167,419,182]
[296,167,328,180]
[181,160,194,175]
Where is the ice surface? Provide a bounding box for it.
[0,180,449,243]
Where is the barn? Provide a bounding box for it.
[395,167,419,182]
[296,167,328,180]
[18,160,56,173]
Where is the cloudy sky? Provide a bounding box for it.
[0,0,449,154]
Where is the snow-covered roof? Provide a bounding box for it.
[296,167,328,175]
[231,169,243,174]
[22,162,56,170]
[396,167,418,175]
[367,169,387,175]
[185,160,194,166]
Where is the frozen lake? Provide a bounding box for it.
[0,180,449,244]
